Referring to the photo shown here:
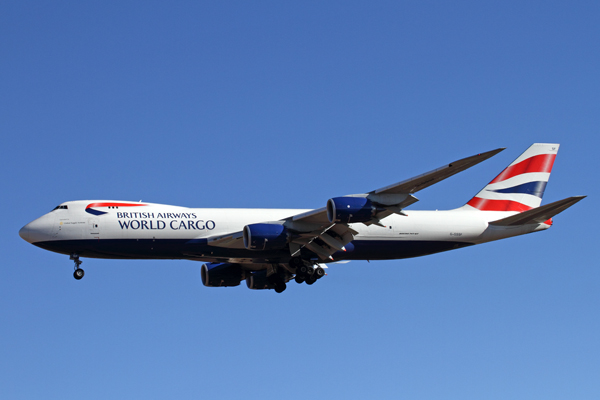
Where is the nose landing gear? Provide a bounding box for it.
[70,254,84,280]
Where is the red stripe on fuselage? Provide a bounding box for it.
[85,202,147,209]
[467,197,532,212]
[490,154,556,184]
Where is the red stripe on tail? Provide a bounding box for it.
[467,197,532,212]
[490,154,556,184]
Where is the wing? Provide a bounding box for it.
[362,147,505,221]
[203,148,504,261]
[372,148,505,195]
[281,148,505,259]
[204,231,245,248]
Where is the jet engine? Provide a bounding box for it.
[327,197,375,223]
[245,270,275,290]
[243,223,288,251]
[201,262,244,287]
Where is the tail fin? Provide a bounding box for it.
[464,143,559,212]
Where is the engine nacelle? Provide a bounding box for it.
[201,262,243,287]
[327,197,375,223]
[246,270,275,290]
[243,223,288,251]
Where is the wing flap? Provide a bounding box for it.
[288,223,357,260]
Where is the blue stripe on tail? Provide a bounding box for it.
[490,181,548,198]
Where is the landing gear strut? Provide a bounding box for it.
[70,254,84,280]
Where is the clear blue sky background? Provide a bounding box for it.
[1,1,598,398]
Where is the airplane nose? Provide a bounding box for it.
[19,224,31,243]
[19,216,52,244]
[19,222,37,243]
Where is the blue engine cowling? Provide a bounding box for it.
[327,197,375,223]
[246,270,275,290]
[201,262,243,287]
[243,223,288,251]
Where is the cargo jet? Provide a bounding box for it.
[19,143,584,293]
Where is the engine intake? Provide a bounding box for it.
[327,197,375,223]
[243,223,288,251]
[201,262,243,287]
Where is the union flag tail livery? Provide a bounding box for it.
[464,143,558,212]
[19,143,584,293]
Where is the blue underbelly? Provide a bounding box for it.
[33,238,474,262]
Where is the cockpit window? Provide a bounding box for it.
[52,205,68,211]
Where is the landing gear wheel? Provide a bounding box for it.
[299,265,310,276]
[315,266,325,279]
[70,254,84,280]
[274,282,286,293]
[306,275,317,285]
[295,275,305,284]
[290,257,304,269]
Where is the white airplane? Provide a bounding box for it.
[19,143,584,293]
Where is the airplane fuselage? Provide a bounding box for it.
[20,200,547,264]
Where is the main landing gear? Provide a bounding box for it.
[290,257,325,286]
[70,254,84,280]
[271,276,287,294]
[265,258,325,294]
[266,267,288,293]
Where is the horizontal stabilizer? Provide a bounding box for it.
[489,196,586,226]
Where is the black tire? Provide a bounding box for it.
[295,275,305,284]
[315,267,325,278]
[73,269,84,280]
[274,282,286,293]
[289,257,303,269]
[306,275,317,285]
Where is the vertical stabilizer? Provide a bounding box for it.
[464,143,559,212]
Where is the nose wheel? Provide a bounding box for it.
[73,268,85,280]
[70,254,84,280]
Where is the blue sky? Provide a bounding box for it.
[1,1,598,398]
